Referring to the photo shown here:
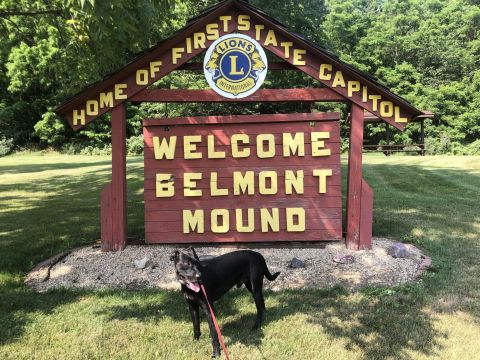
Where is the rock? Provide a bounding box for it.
[134,256,150,269]
[288,257,305,268]
[333,254,355,264]
[386,243,410,258]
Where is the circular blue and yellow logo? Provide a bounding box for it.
[204,34,268,98]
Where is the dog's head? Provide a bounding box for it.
[170,247,202,293]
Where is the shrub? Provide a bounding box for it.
[464,139,480,155]
[61,143,111,155]
[403,145,422,156]
[127,135,144,155]
[0,137,14,157]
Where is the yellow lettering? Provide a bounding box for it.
[86,100,99,116]
[394,106,408,123]
[313,169,333,193]
[156,173,175,197]
[362,85,368,102]
[233,171,254,195]
[193,32,206,49]
[153,136,177,160]
[283,132,305,157]
[207,135,226,159]
[184,173,202,197]
[183,210,204,234]
[136,69,149,86]
[172,47,184,65]
[183,135,202,159]
[285,170,304,195]
[259,171,277,195]
[286,207,305,232]
[219,15,232,32]
[332,71,346,88]
[149,61,162,78]
[231,134,250,158]
[319,63,332,81]
[229,55,245,75]
[264,30,278,46]
[73,109,85,126]
[280,41,293,58]
[185,38,192,54]
[210,172,228,196]
[369,94,382,111]
[236,208,255,232]
[206,23,219,41]
[114,84,128,100]
[255,24,264,40]
[256,134,275,158]
[292,49,306,66]
[99,92,114,108]
[211,209,229,233]
[237,15,250,31]
[311,132,331,157]
[260,208,280,232]
[347,80,361,97]
[380,101,394,117]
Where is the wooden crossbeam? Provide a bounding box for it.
[130,88,345,103]
[177,62,296,71]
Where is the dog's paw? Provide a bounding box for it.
[211,348,221,358]
[252,323,262,330]
[193,332,201,340]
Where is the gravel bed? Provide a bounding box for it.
[26,238,429,292]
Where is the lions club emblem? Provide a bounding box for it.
[204,33,268,98]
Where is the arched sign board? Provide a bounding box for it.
[55,0,428,251]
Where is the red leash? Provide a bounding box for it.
[200,283,231,360]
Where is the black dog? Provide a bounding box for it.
[170,247,280,358]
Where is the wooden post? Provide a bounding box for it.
[346,103,372,250]
[102,104,127,251]
[420,118,425,156]
[385,122,390,156]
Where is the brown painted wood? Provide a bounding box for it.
[235,1,421,129]
[359,178,373,249]
[132,88,344,103]
[100,182,113,251]
[143,112,341,126]
[56,2,237,130]
[145,230,342,243]
[144,115,342,244]
[107,104,127,251]
[346,104,366,250]
[145,207,342,222]
[177,62,296,71]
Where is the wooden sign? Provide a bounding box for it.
[143,112,342,243]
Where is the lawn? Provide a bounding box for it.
[0,152,479,359]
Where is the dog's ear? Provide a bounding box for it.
[169,250,180,262]
[187,246,200,261]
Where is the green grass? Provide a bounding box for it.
[1,152,479,359]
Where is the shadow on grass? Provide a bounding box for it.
[0,157,479,358]
[92,285,444,359]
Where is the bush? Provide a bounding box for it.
[0,137,14,157]
[464,140,480,155]
[127,135,144,155]
[34,111,68,146]
[425,133,452,155]
[60,142,111,155]
[403,145,422,156]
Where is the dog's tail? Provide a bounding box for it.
[265,269,281,281]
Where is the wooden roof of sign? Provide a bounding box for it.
[55,0,425,131]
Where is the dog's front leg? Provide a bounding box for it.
[188,300,201,340]
[199,300,221,358]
